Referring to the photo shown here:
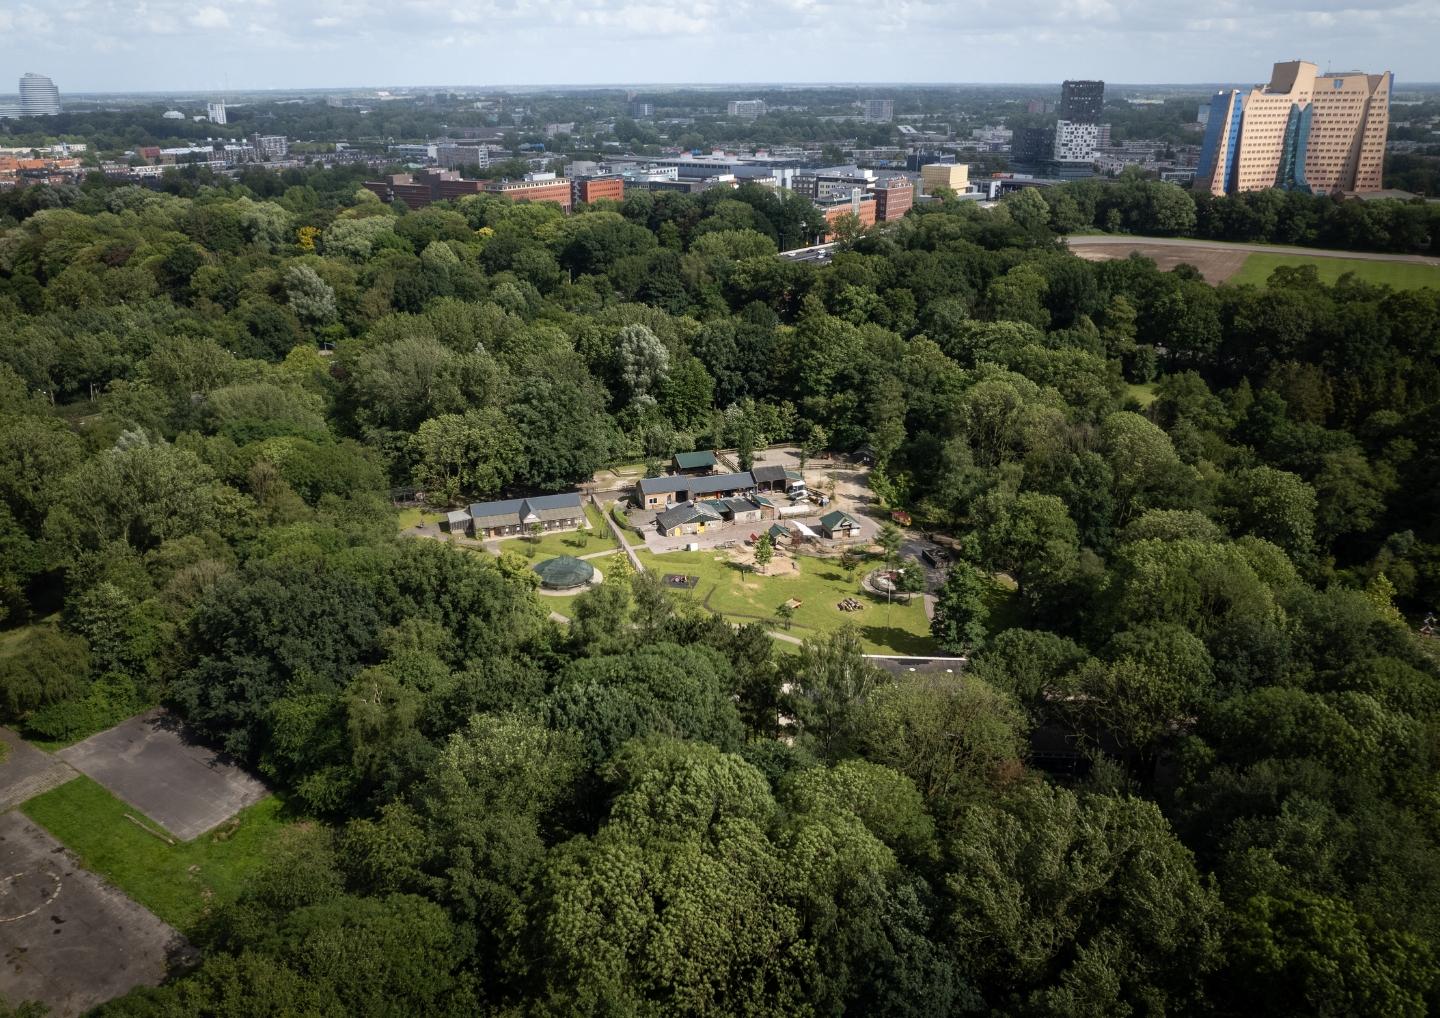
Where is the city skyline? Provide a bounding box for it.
[0,0,1434,93]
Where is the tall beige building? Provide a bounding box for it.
[1194,61,1391,196]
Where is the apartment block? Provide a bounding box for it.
[863,99,894,123]
[727,100,767,119]
[486,172,573,211]
[1195,60,1391,196]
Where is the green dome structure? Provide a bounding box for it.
[532,555,596,590]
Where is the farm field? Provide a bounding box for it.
[23,777,289,932]
[1230,252,1440,290]
[636,547,936,656]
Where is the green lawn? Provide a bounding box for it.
[1124,382,1158,408]
[395,506,428,529]
[1231,253,1440,291]
[504,505,619,559]
[22,777,289,932]
[636,548,937,656]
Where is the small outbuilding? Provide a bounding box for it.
[818,509,863,540]
[532,555,596,590]
[671,450,718,475]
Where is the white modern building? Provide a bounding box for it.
[727,99,767,119]
[207,101,227,125]
[19,73,61,116]
[1053,120,1100,163]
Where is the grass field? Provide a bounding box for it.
[23,777,288,932]
[1231,253,1440,291]
[636,548,936,655]
[504,505,619,559]
[1125,382,1158,408]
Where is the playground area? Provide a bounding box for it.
[637,545,935,655]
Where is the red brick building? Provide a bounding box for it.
[572,175,625,206]
[820,195,877,238]
[868,176,914,221]
[485,175,573,212]
[363,170,485,210]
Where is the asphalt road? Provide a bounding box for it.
[1065,234,1440,268]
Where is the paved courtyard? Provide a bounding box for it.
[0,728,76,811]
[56,709,268,841]
[0,812,186,1017]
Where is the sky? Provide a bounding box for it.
[0,0,1434,93]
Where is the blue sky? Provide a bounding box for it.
[0,0,1432,93]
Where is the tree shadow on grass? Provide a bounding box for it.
[855,624,937,657]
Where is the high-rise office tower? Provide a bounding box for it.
[1058,80,1105,123]
[863,99,894,123]
[1053,79,1104,163]
[18,73,61,116]
[629,101,654,118]
[1195,61,1391,196]
[207,102,227,125]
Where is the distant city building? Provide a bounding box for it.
[1195,60,1391,196]
[1058,80,1105,123]
[862,99,894,123]
[252,135,290,160]
[793,165,876,202]
[18,73,60,116]
[162,110,185,120]
[543,122,575,138]
[727,100,767,119]
[206,101,227,125]
[0,104,21,120]
[437,143,489,170]
[1026,99,1049,114]
[1196,103,1211,126]
[629,101,654,118]
[919,162,969,195]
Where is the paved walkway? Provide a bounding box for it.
[0,727,78,811]
[1066,233,1440,268]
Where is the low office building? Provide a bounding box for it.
[819,192,877,234]
[868,177,914,221]
[487,172,573,211]
[364,170,486,209]
[463,492,585,539]
[635,471,755,510]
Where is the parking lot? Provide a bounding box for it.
[56,709,268,841]
[0,812,185,1017]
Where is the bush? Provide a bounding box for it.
[25,672,141,742]
[0,627,91,719]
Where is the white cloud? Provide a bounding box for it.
[189,6,231,29]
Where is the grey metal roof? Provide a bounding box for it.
[637,471,754,497]
[467,492,583,523]
[751,464,788,483]
[657,500,723,530]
